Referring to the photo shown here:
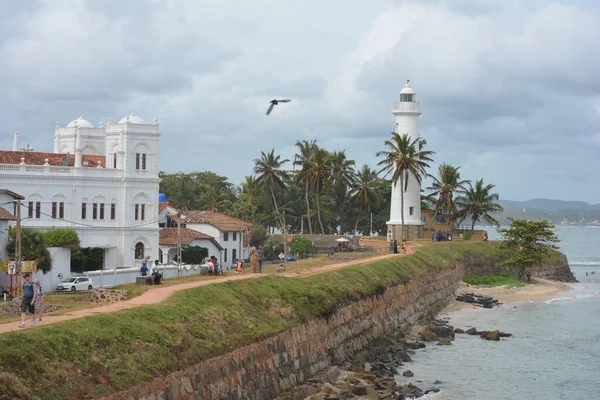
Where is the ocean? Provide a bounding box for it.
[398,226,600,400]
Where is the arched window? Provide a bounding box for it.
[135,242,145,259]
[159,249,164,264]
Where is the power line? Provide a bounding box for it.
[15,201,161,230]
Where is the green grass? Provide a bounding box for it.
[464,274,526,287]
[0,242,497,400]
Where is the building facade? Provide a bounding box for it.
[387,80,425,241]
[182,211,253,266]
[0,114,160,270]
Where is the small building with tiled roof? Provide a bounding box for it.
[158,227,223,264]
[0,114,162,273]
[179,211,253,266]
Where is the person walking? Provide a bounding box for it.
[250,246,259,273]
[140,262,148,277]
[393,240,399,254]
[389,240,394,254]
[34,279,45,322]
[19,274,37,328]
[257,245,264,274]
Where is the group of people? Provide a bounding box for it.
[433,230,453,242]
[246,245,264,273]
[140,260,163,284]
[19,273,44,328]
[206,256,222,275]
[389,239,407,254]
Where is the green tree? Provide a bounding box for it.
[43,228,80,249]
[455,179,504,231]
[377,133,435,240]
[426,163,470,231]
[306,146,331,234]
[249,226,269,247]
[181,246,209,264]
[330,180,354,234]
[497,218,560,275]
[294,139,318,235]
[265,239,284,261]
[254,149,290,228]
[352,164,380,235]
[6,227,52,273]
[329,150,356,186]
[290,236,313,258]
[71,247,104,272]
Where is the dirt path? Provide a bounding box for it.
[0,244,421,335]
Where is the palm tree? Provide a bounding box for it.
[254,149,290,228]
[426,163,470,231]
[241,175,260,201]
[352,164,381,235]
[330,180,354,234]
[377,133,435,240]
[329,150,356,186]
[294,140,317,234]
[305,146,331,234]
[455,179,504,232]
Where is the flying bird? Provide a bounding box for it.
[266,99,291,116]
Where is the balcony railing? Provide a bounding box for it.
[393,101,421,113]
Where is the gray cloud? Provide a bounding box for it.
[1,0,600,202]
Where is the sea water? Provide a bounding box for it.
[399,226,600,400]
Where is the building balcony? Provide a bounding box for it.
[393,101,422,114]
[0,163,158,180]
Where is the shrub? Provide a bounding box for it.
[43,228,80,249]
[181,246,209,264]
[265,240,284,260]
[463,231,473,241]
[6,227,52,273]
[249,226,268,247]
[290,236,313,258]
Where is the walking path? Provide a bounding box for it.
[0,245,420,334]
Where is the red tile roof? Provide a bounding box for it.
[183,211,253,232]
[159,228,223,249]
[0,206,15,221]
[0,189,24,200]
[158,202,180,215]
[0,151,105,168]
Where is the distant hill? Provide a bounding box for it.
[499,198,600,211]
[497,198,600,224]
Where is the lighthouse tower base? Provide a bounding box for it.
[387,223,424,241]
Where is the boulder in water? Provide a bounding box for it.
[402,370,414,377]
[427,325,455,339]
[420,329,440,342]
[465,327,478,335]
[481,330,501,341]
[455,328,465,334]
[437,338,452,345]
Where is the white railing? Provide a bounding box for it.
[0,163,125,177]
[393,101,421,112]
[0,164,20,171]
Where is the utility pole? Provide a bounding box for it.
[15,200,22,298]
[370,212,373,237]
[176,212,182,277]
[283,210,287,269]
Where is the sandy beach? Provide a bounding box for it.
[442,278,573,312]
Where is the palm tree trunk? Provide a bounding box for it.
[471,218,476,233]
[305,178,313,234]
[270,186,283,228]
[315,194,325,234]
[354,211,361,237]
[400,174,405,241]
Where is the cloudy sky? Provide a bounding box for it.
[2,0,600,202]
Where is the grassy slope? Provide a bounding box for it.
[464,274,526,287]
[0,242,494,400]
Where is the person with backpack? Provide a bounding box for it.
[34,279,45,322]
[19,274,37,328]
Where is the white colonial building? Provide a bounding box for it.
[387,80,425,241]
[0,114,160,270]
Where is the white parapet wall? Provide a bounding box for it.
[76,263,209,289]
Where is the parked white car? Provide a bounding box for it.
[56,277,94,292]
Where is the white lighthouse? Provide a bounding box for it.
[387,80,424,241]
